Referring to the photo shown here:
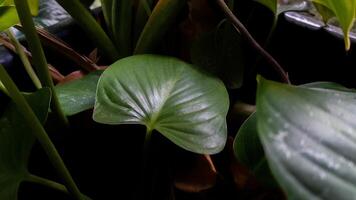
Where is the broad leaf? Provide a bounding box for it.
[56,70,102,116]
[1,0,39,15]
[257,76,356,199]
[94,55,229,154]
[0,88,51,199]
[0,6,17,31]
[312,0,356,50]
[0,0,39,31]
[234,113,276,186]
[191,21,244,89]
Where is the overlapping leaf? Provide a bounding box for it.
[0,0,39,31]
[256,77,356,199]
[56,70,102,116]
[191,21,244,89]
[312,0,356,50]
[0,88,51,199]
[257,0,308,19]
[93,55,229,154]
[234,113,276,186]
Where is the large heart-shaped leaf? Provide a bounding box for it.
[93,55,229,154]
[0,88,51,199]
[56,70,102,116]
[191,21,244,89]
[256,76,356,199]
[0,0,39,31]
[312,0,356,50]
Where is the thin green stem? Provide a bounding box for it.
[5,28,42,89]
[216,0,291,84]
[25,174,91,200]
[0,64,83,200]
[56,0,119,62]
[14,0,68,126]
[140,0,152,16]
[0,80,9,96]
[135,128,153,200]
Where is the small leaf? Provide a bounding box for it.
[234,113,276,186]
[1,0,39,15]
[0,0,39,31]
[56,70,102,116]
[0,6,17,31]
[312,0,356,50]
[191,21,244,89]
[313,2,335,23]
[257,76,356,199]
[0,88,51,199]
[93,55,229,154]
[257,0,308,18]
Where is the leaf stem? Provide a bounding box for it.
[14,0,68,126]
[56,0,119,62]
[5,28,42,89]
[135,128,153,199]
[0,80,9,95]
[215,0,291,84]
[0,64,83,200]
[140,0,152,16]
[25,174,92,200]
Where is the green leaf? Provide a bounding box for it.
[0,0,39,31]
[0,6,17,31]
[312,0,356,50]
[313,2,335,23]
[0,88,51,199]
[256,76,356,199]
[191,21,244,89]
[93,55,229,154]
[234,113,277,186]
[56,70,102,116]
[257,0,307,18]
[134,0,186,54]
[1,0,39,15]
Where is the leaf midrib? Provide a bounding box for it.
[146,67,184,131]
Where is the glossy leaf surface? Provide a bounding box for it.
[94,55,229,154]
[257,77,356,199]
[234,113,276,186]
[56,70,102,116]
[0,88,50,199]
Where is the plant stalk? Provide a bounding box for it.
[135,128,153,200]
[5,28,42,89]
[56,0,119,62]
[216,0,291,84]
[14,0,68,126]
[134,0,186,54]
[0,64,83,200]
[0,80,9,95]
[26,174,91,200]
